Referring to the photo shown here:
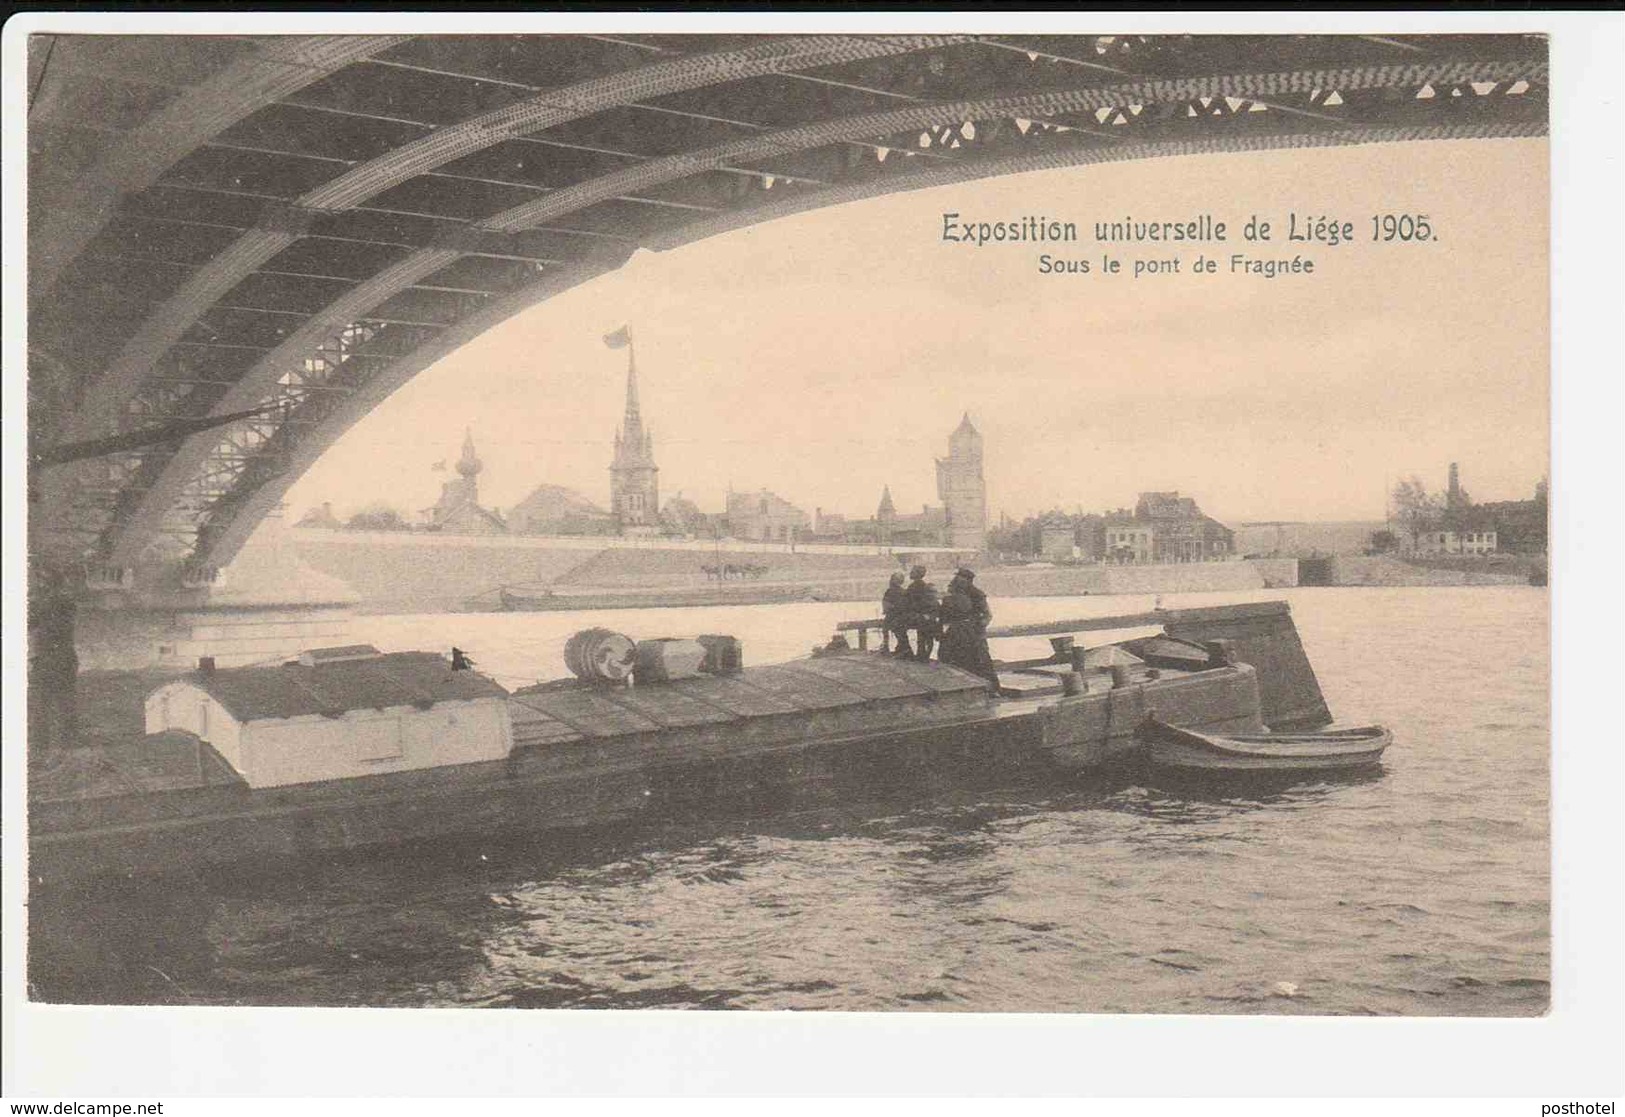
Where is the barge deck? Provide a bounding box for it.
[28,601,1328,884]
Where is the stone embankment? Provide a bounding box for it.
[977,561,1268,598]
[293,531,904,613]
[290,530,1537,615]
[291,529,1280,614]
[1325,555,1528,586]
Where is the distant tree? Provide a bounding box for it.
[1368,529,1399,554]
[1391,476,1441,547]
[1076,513,1107,560]
[660,495,709,537]
[345,502,409,532]
[990,513,1050,558]
[295,502,342,529]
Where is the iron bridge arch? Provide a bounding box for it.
[26,32,1548,575]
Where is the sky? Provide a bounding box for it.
[284,136,1549,527]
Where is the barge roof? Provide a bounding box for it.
[167,651,509,722]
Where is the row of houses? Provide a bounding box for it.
[1401,466,1546,556]
[1024,492,1236,564]
[1411,528,1500,556]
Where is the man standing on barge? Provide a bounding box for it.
[903,565,940,662]
[882,571,912,656]
[943,567,998,685]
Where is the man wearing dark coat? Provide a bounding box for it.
[937,582,973,669]
[942,567,998,685]
[881,571,912,656]
[953,567,993,631]
[902,564,940,662]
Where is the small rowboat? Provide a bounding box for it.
[1141,717,1391,773]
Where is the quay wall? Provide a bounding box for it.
[292,535,601,613]
[1250,558,1301,588]
[290,529,1275,614]
[292,530,906,612]
[1392,553,1545,581]
[1326,555,1527,587]
[551,546,904,589]
[1232,520,1385,558]
[975,561,1266,598]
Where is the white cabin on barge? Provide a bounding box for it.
[144,645,512,789]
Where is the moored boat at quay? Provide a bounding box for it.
[498,581,822,612]
[29,601,1343,886]
[1141,720,1392,774]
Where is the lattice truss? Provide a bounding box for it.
[26,32,1548,573]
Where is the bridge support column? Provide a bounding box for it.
[72,509,359,673]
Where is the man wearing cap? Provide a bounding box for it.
[902,564,940,662]
[881,571,912,657]
[953,567,992,630]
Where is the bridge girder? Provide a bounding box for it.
[26,32,1548,574]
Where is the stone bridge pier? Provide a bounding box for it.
[55,508,358,674]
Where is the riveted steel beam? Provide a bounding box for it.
[485,58,1545,232]
[51,35,965,471]
[104,246,465,563]
[191,257,630,567]
[30,35,410,298]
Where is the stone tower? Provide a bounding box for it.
[609,344,659,534]
[935,412,987,551]
[1447,461,1463,511]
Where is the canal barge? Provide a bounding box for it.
[497,581,824,612]
[29,601,1333,885]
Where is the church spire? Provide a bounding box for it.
[608,327,658,533]
[615,342,650,459]
[623,340,641,425]
[456,427,481,478]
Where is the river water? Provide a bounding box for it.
[31,587,1549,1015]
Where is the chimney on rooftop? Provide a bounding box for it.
[198,656,216,673]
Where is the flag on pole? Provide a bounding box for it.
[602,325,631,349]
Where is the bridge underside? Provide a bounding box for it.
[27,31,1548,581]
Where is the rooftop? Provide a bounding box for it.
[173,650,508,722]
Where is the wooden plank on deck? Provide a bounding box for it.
[602,684,739,729]
[671,674,802,718]
[507,698,585,747]
[510,686,661,738]
[743,664,870,710]
[794,655,934,700]
[875,655,994,695]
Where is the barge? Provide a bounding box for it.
[28,601,1333,885]
[498,581,826,612]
